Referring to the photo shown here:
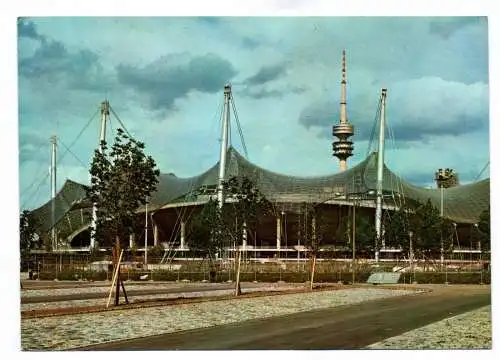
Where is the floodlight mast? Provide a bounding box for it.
[90,100,109,249]
[374,89,388,264]
[217,84,232,208]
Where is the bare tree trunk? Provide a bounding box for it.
[235,250,242,296]
[208,252,217,282]
[310,254,316,291]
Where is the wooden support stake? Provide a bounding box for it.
[106,249,124,308]
[310,254,316,291]
[235,250,242,296]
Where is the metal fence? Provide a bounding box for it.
[25,253,490,284]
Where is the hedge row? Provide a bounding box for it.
[38,269,490,284]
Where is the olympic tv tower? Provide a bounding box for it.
[332,50,354,171]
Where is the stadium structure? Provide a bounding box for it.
[26,50,490,261]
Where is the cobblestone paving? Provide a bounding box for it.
[367,305,492,349]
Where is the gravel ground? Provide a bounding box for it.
[21,282,222,297]
[21,288,417,351]
[367,305,492,349]
[21,286,300,311]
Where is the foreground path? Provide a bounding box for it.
[81,285,490,350]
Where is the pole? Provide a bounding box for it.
[217,85,231,262]
[375,89,387,263]
[409,231,414,282]
[50,135,57,251]
[235,250,242,296]
[145,199,148,266]
[352,199,356,284]
[217,85,231,208]
[440,185,444,264]
[90,100,109,249]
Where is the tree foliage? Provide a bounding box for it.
[336,211,376,252]
[382,199,454,257]
[477,207,490,252]
[186,198,225,262]
[87,128,160,248]
[223,176,273,243]
[187,176,272,263]
[20,210,40,260]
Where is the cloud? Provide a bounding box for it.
[19,132,51,163]
[17,17,490,211]
[243,62,288,86]
[241,36,260,50]
[116,53,237,112]
[17,18,45,42]
[19,36,110,92]
[298,77,489,142]
[428,17,486,39]
[241,85,307,99]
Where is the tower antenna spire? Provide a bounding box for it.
[332,49,354,171]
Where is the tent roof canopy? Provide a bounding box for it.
[31,146,490,232]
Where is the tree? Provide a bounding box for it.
[87,128,159,305]
[20,210,40,264]
[223,176,272,295]
[87,128,160,249]
[187,176,271,289]
[222,176,273,245]
[383,206,409,250]
[477,207,490,258]
[406,199,453,259]
[186,198,226,280]
[335,212,376,253]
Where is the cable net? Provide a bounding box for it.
[30,147,490,237]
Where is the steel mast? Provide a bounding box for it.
[375,89,388,263]
[50,135,57,250]
[90,100,109,249]
[217,85,232,208]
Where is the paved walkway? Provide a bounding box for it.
[80,285,490,350]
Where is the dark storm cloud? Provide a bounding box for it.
[19,132,50,162]
[116,53,237,112]
[241,36,260,50]
[298,78,489,143]
[243,63,288,86]
[17,18,45,41]
[242,85,307,100]
[19,36,109,91]
[301,100,488,142]
[428,17,486,39]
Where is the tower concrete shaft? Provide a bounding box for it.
[332,49,354,171]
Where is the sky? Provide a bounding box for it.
[17,16,490,211]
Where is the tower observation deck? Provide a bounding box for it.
[332,50,354,171]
